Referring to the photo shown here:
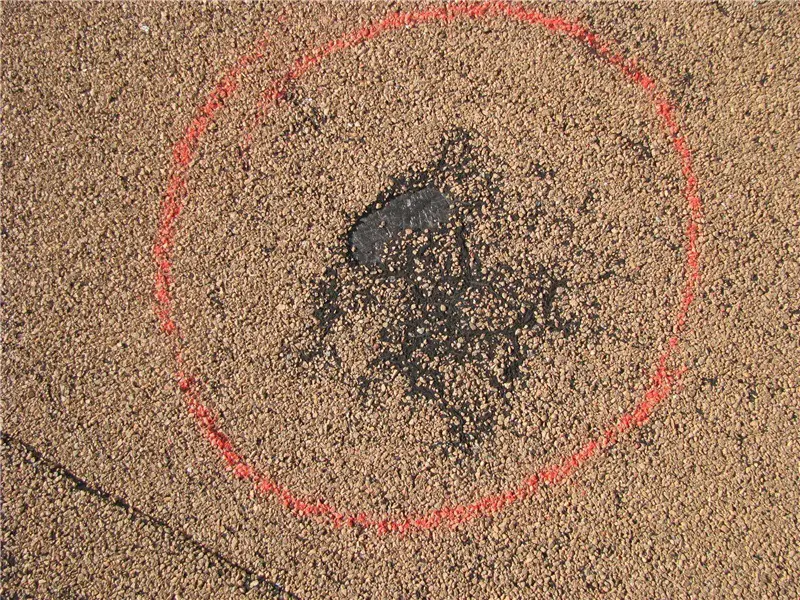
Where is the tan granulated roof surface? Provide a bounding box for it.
[1,1,798,598]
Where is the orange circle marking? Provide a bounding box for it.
[153,1,702,534]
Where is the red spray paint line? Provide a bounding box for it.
[153,1,703,534]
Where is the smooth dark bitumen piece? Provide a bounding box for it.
[349,185,451,265]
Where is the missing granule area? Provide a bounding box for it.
[287,129,591,461]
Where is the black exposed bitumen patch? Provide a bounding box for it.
[349,185,451,266]
[290,129,578,460]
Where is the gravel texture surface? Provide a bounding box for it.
[2,1,798,598]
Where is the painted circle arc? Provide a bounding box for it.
[153,2,702,534]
